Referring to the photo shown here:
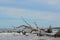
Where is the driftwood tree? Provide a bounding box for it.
[47,25,52,33]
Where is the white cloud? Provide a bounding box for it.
[0,0,60,6]
[0,0,60,8]
[17,0,60,8]
[0,0,15,2]
[0,7,60,20]
[36,0,60,5]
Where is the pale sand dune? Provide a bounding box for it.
[52,37,60,40]
[0,33,59,40]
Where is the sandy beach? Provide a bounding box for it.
[0,33,60,40]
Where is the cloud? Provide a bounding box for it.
[0,0,60,6]
[0,7,60,21]
[36,0,60,5]
[0,0,15,2]
[17,0,60,6]
[0,0,60,9]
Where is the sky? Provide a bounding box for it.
[0,0,60,28]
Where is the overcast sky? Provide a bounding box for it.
[0,0,60,28]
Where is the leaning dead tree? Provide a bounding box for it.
[21,17,42,34]
[14,17,33,35]
[21,17,40,34]
[16,17,44,36]
[22,17,33,29]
